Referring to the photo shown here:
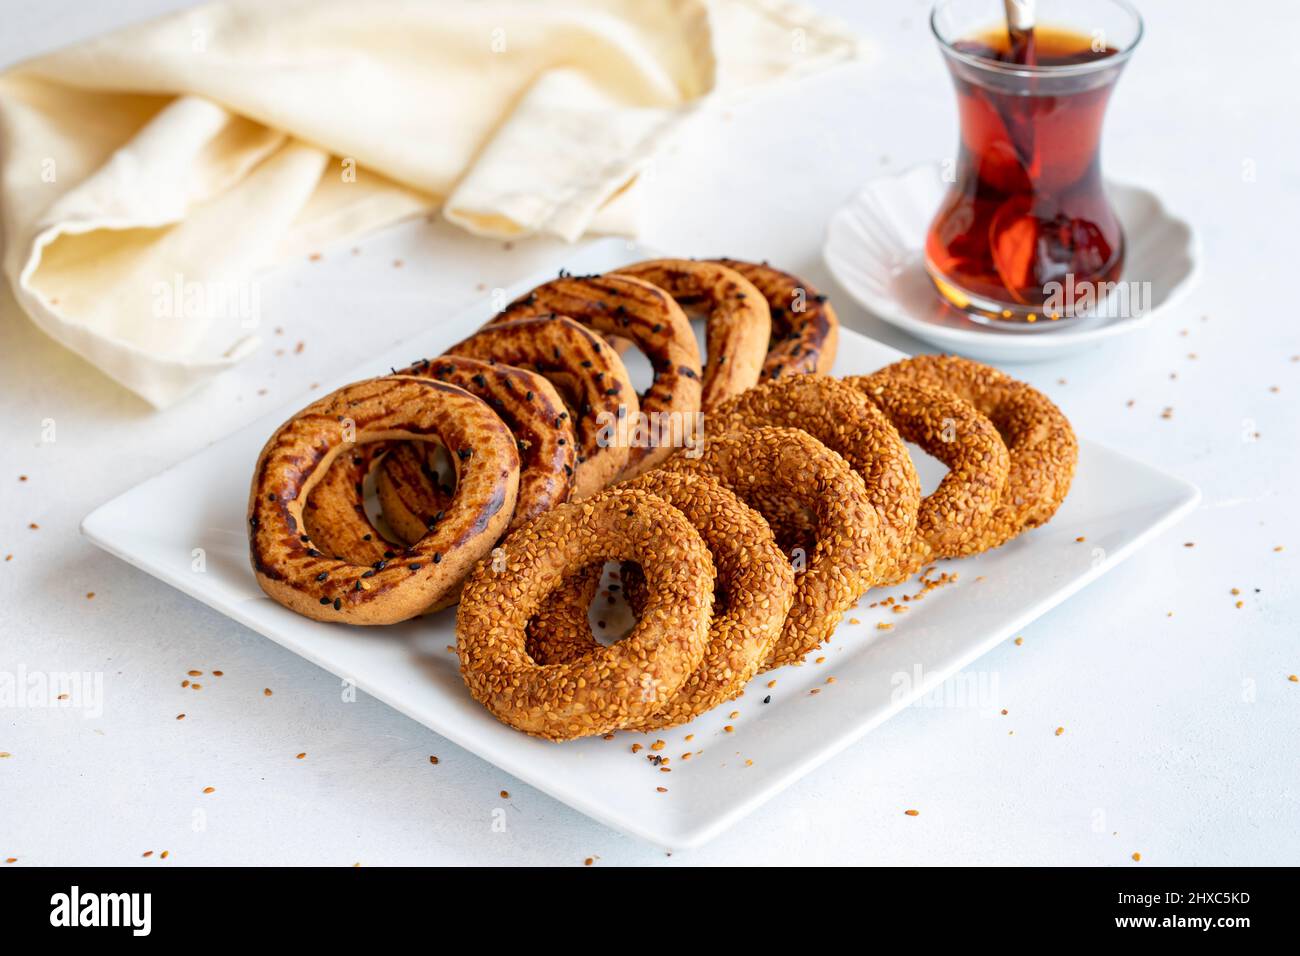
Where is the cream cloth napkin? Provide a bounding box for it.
[0,0,861,407]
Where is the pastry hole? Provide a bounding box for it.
[905,442,947,497]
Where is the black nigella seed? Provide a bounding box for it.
[625,509,635,517]
[525,391,533,401]
[457,448,472,460]
[315,572,328,582]
[307,549,322,558]
[362,570,375,579]
[763,695,771,704]
[267,493,276,501]
[409,563,421,572]
[249,517,259,528]
[605,388,619,397]
[652,323,662,333]
[581,360,593,368]
[362,533,372,541]
[557,438,566,446]
[433,553,442,564]
[333,598,342,611]
[563,464,573,476]
[472,374,488,388]
[354,581,363,591]
[373,560,387,571]
[383,550,396,560]
[319,597,331,605]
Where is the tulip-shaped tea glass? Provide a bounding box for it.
[926,0,1143,325]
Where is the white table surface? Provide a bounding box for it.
[2,0,1296,867]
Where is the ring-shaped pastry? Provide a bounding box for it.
[248,376,519,625]
[523,470,795,729]
[301,442,401,566]
[374,356,577,543]
[710,258,839,381]
[304,356,577,560]
[446,315,637,497]
[491,273,702,476]
[613,259,770,411]
[662,426,880,670]
[866,355,1077,553]
[845,375,1010,577]
[709,375,920,584]
[456,487,715,741]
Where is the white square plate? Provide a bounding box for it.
[82,239,1200,849]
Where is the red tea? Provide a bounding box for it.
[925,25,1127,323]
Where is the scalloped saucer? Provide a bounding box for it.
[823,162,1199,362]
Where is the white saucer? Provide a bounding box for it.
[823,162,1200,363]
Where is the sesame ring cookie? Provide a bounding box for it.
[612,259,771,411]
[868,355,1078,553]
[711,258,839,381]
[445,315,637,498]
[845,376,1010,577]
[663,426,881,671]
[709,375,920,584]
[456,487,716,741]
[248,376,519,625]
[490,273,703,476]
[371,357,577,544]
[524,470,796,730]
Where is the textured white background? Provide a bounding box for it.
[1,0,1296,866]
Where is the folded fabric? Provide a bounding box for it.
[0,0,862,407]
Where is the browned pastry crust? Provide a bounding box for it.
[867,355,1077,553]
[373,356,577,543]
[301,442,400,567]
[445,315,637,498]
[711,258,839,381]
[846,376,1010,579]
[709,375,920,584]
[248,377,519,624]
[523,470,795,729]
[456,487,716,741]
[663,426,881,670]
[613,259,770,411]
[489,273,702,476]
